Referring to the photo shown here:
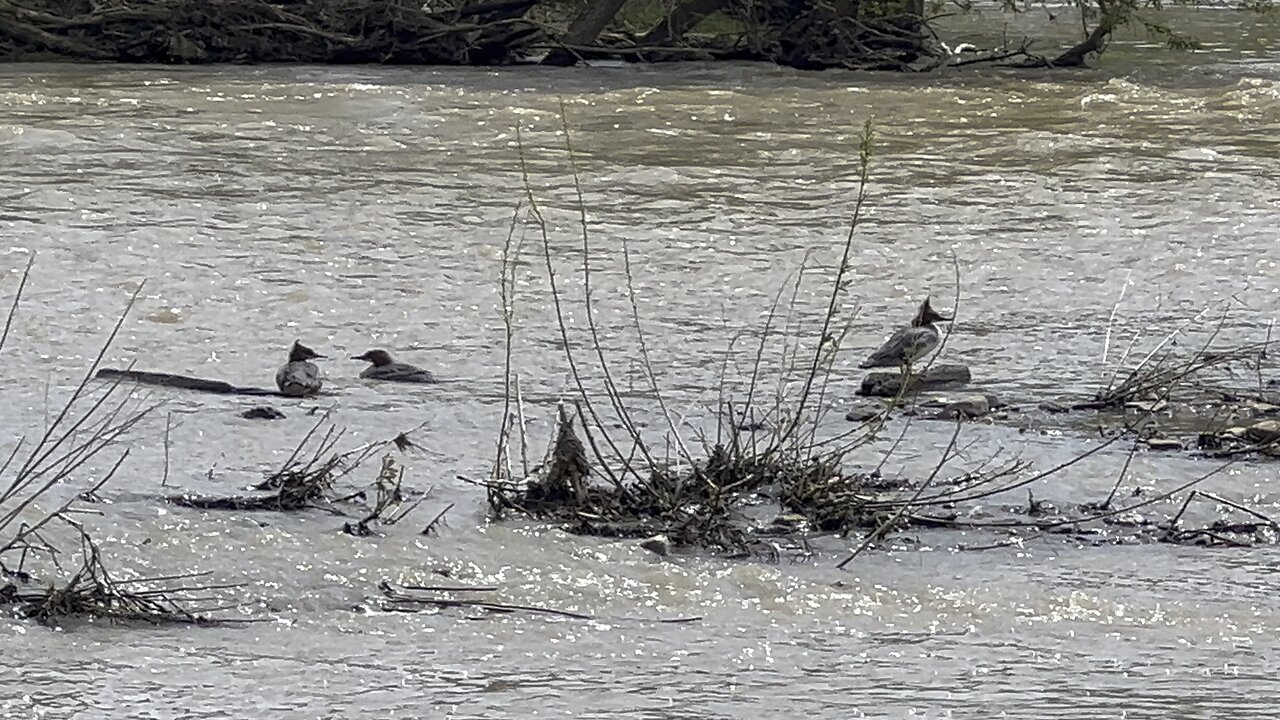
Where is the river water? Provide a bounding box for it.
[2,10,1280,719]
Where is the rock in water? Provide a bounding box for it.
[638,535,671,557]
[1141,437,1184,451]
[1248,402,1280,418]
[845,401,885,422]
[241,406,286,420]
[1125,399,1168,414]
[857,363,971,398]
[926,394,991,420]
[1244,419,1280,445]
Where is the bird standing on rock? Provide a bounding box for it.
[351,349,438,384]
[859,297,952,376]
[276,340,326,397]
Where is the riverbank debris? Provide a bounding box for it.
[3,531,236,626]
[168,418,350,512]
[483,402,998,555]
[344,455,435,536]
[0,0,952,71]
[1159,490,1280,547]
[166,416,438,535]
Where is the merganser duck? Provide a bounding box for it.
[351,349,437,384]
[276,340,325,397]
[859,297,951,373]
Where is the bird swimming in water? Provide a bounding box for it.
[276,340,325,397]
[351,349,437,384]
[859,297,952,374]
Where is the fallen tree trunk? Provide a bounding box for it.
[634,0,730,58]
[542,0,631,66]
[97,368,285,397]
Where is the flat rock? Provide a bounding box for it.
[928,394,990,420]
[1247,402,1280,418]
[1141,437,1184,451]
[857,363,971,398]
[845,401,885,422]
[1125,398,1168,414]
[1244,419,1280,445]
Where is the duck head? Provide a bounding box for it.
[912,297,952,327]
[288,340,326,362]
[351,349,394,367]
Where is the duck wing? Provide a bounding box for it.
[276,361,322,396]
[858,326,939,369]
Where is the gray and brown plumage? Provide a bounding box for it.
[276,340,325,397]
[351,349,437,384]
[859,298,952,371]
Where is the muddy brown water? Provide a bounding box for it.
[3,12,1280,719]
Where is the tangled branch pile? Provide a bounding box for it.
[6,531,230,625]
[0,0,941,70]
[167,414,358,511]
[488,406,883,551]
[0,0,542,64]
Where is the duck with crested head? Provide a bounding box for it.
[351,349,437,384]
[276,340,326,397]
[859,297,952,374]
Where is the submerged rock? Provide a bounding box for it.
[762,513,811,535]
[1196,418,1280,456]
[845,401,885,422]
[857,363,971,398]
[1038,400,1072,414]
[1125,398,1168,414]
[925,394,991,420]
[638,534,671,557]
[241,406,286,420]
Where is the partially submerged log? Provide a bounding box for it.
[857,363,971,397]
[97,368,285,397]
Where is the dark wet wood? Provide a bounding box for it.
[542,0,631,66]
[635,0,730,52]
[96,368,284,397]
[857,363,972,397]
